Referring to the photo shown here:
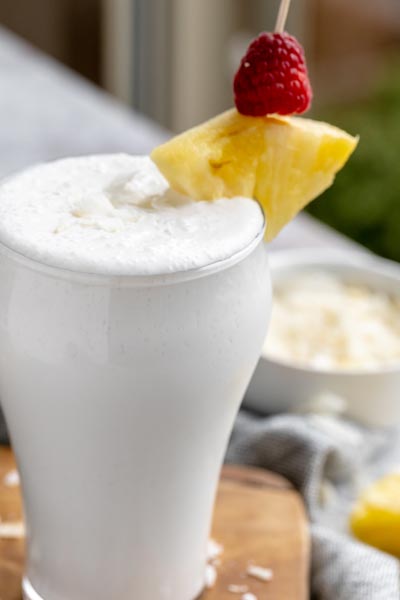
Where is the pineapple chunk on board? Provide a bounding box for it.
[351,474,400,558]
[151,109,358,241]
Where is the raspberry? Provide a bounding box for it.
[234,32,312,117]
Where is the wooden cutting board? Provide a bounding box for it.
[0,447,309,599]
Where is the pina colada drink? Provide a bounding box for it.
[0,155,270,600]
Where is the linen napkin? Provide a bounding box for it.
[226,409,400,600]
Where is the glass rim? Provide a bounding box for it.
[0,219,266,287]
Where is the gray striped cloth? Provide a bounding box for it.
[226,410,400,600]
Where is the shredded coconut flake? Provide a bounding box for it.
[0,521,25,538]
[247,564,273,582]
[264,272,400,370]
[228,583,249,593]
[205,564,217,589]
[3,469,20,487]
[207,538,223,561]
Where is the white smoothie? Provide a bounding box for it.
[0,154,263,275]
[0,155,270,600]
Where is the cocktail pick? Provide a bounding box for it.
[275,0,292,33]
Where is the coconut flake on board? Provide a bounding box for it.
[205,564,217,589]
[207,538,223,562]
[246,564,274,582]
[227,583,250,593]
[0,520,25,539]
[242,593,257,600]
[3,469,20,487]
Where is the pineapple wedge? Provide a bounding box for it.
[351,474,400,558]
[151,109,358,241]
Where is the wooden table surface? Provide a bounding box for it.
[0,447,309,599]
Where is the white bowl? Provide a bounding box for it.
[244,248,400,427]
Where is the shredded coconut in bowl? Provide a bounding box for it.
[263,272,400,371]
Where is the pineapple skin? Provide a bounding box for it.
[151,109,358,241]
[350,474,400,558]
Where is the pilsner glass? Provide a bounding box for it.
[0,220,270,600]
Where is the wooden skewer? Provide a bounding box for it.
[275,0,292,33]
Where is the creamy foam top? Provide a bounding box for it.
[0,155,263,275]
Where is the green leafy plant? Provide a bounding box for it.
[308,64,400,262]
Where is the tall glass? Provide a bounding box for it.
[0,223,270,600]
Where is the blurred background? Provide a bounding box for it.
[0,0,400,260]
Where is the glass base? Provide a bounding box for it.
[22,575,206,600]
[22,578,45,600]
